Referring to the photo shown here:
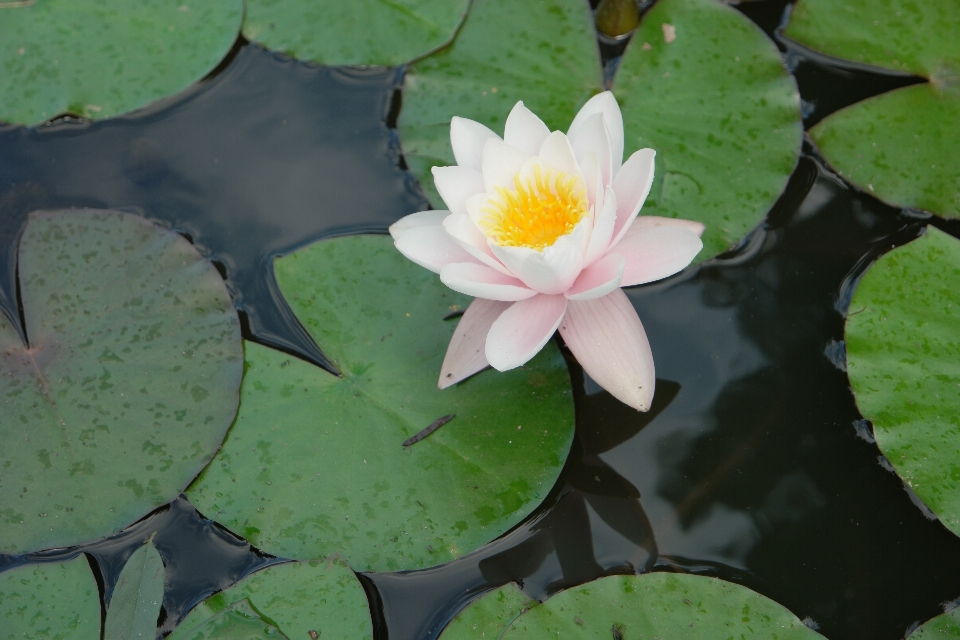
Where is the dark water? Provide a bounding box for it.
[1,2,959,639]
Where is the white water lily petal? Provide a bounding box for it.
[439,298,512,389]
[583,186,617,267]
[579,152,603,211]
[568,91,624,175]
[490,217,590,294]
[568,112,613,188]
[618,225,703,286]
[433,166,486,218]
[565,252,624,301]
[482,138,529,192]
[610,148,656,247]
[442,212,512,274]
[395,224,477,274]
[486,294,567,371]
[451,116,500,171]
[440,262,537,301]
[538,130,581,176]
[504,101,551,157]
[389,210,449,240]
[558,289,655,411]
[465,191,490,228]
[623,215,706,239]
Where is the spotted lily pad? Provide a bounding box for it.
[437,584,535,640]
[785,0,960,218]
[398,0,603,207]
[186,235,575,572]
[0,209,243,555]
[0,556,100,639]
[243,0,469,66]
[104,539,165,640]
[845,226,960,537]
[169,559,371,640]
[612,0,803,259]
[908,606,960,638]
[0,0,243,125]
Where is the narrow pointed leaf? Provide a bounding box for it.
[105,539,166,640]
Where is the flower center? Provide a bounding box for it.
[480,164,589,251]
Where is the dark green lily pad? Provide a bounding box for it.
[169,558,371,640]
[104,539,165,640]
[0,556,100,639]
[845,226,960,537]
[501,573,825,638]
[785,0,960,218]
[437,584,536,640]
[612,0,803,259]
[0,209,243,555]
[398,0,603,206]
[0,0,242,125]
[243,0,469,66]
[187,235,575,572]
[909,606,960,639]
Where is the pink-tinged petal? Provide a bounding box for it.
[559,289,654,411]
[442,212,512,275]
[583,186,617,267]
[610,148,656,246]
[538,130,580,176]
[395,224,476,273]
[489,216,590,294]
[503,101,551,157]
[482,138,528,192]
[451,117,500,171]
[439,298,511,389]
[565,252,624,301]
[568,91,624,174]
[486,294,567,370]
[433,166,485,218]
[618,225,703,286]
[579,152,603,211]
[440,262,537,301]
[568,112,613,188]
[389,210,448,240]
[624,215,706,239]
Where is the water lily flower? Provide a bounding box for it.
[390,91,704,411]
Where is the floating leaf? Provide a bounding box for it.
[187,235,575,572]
[398,0,603,207]
[438,584,536,640]
[845,226,960,536]
[500,573,825,638]
[0,209,243,554]
[908,606,960,638]
[0,0,243,125]
[612,0,803,259]
[169,559,371,640]
[243,0,469,66]
[785,0,960,218]
[104,539,165,640]
[0,556,100,639]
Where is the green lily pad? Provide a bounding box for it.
[169,558,371,640]
[398,0,603,207]
[0,0,243,125]
[104,539,165,640]
[845,226,960,537]
[186,235,575,572]
[785,0,960,218]
[612,0,803,259]
[908,606,960,639]
[437,584,536,640]
[0,209,243,555]
[243,0,469,66]
[0,556,101,639]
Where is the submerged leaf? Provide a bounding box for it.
[0,556,100,639]
[104,539,165,640]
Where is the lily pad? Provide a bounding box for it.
[398,0,603,207]
[104,539,165,640]
[186,235,575,572]
[785,0,960,218]
[0,556,100,639]
[169,558,372,640]
[0,0,243,125]
[243,0,469,66]
[437,584,536,640]
[909,606,960,639]
[845,226,960,537]
[0,209,243,555]
[612,0,803,259]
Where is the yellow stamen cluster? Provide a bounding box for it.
[480,165,589,251]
